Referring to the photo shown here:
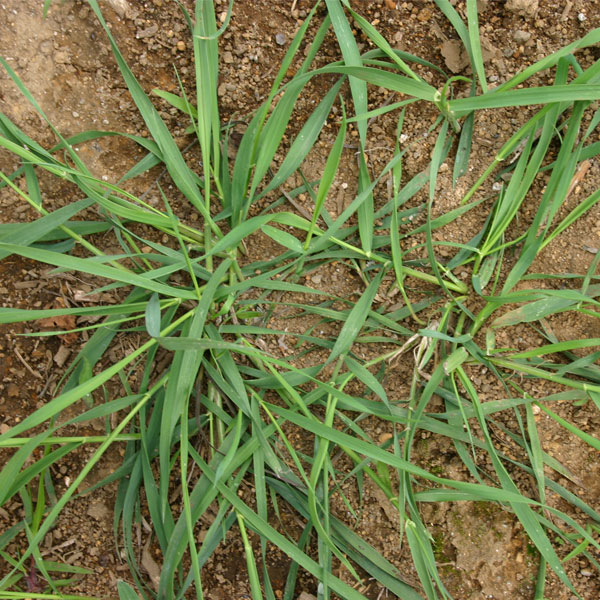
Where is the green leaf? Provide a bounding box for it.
[305,100,347,248]
[345,356,389,407]
[152,88,197,118]
[466,0,488,93]
[0,198,94,260]
[215,411,245,485]
[261,224,303,254]
[492,285,600,328]
[0,242,197,300]
[144,293,161,338]
[443,347,469,375]
[329,267,386,362]
[453,103,474,185]
[117,580,142,600]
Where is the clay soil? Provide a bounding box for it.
[1,1,600,599]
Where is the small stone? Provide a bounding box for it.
[176,40,186,51]
[87,501,110,521]
[505,0,538,18]
[7,383,19,398]
[578,12,587,22]
[275,33,286,46]
[379,432,393,443]
[136,24,158,39]
[106,0,132,18]
[417,7,432,21]
[311,274,323,285]
[223,50,234,64]
[72,111,79,118]
[54,51,69,64]
[512,29,531,43]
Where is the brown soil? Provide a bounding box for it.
[1,0,599,599]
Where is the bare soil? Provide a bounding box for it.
[1,0,599,599]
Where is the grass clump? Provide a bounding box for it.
[1,1,600,599]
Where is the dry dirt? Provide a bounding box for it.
[1,0,600,599]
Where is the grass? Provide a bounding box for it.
[0,0,600,598]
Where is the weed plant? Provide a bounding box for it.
[1,1,600,599]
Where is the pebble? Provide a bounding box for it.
[578,13,587,22]
[136,24,158,39]
[505,0,538,18]
[40,40,53,54]
[275,33,286,46]
[87,501,110,521]
[417,7,432,21]
[176,40,186,51]
[512,30,531,43]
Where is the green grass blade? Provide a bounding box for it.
[449,85,600,115]
[466,0,487,93]
[329,267,386,362]
[262,79,344,197]
[86,1,221,236]
[0,242,197,300]
[344,2,422,81]
[305,99,346,248]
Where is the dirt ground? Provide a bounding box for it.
[1,0,600,598]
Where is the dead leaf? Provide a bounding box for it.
[440,39,469,73]
[54,345,71,367]
[142,547,161,591]
[38,298,78,346]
